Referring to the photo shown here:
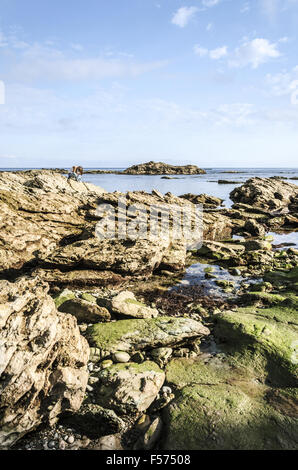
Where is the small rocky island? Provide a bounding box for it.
[122,161,206,175]
[0,170,297,451]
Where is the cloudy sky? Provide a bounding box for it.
[0,0,298,168]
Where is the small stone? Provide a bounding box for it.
[67,435,75,444]
[112,351,131,363]
[59,440,66,450]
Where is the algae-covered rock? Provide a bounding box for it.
[54,288,76,308]
[92,362,165,414]
[81,292,97,303]
[86,317,210,358]
[162,358,298,450]
[214,305,298,386]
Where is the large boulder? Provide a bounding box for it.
[87,317,210,359]
[0,276,89,449]
[123,161,206,175]
[230,177,298,213]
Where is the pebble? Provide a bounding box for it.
[59,440,66,450]
[47,440,56,449]
[112,351,130,363]
[67,435,75,444]
[86,384,94,392]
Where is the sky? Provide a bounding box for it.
[0,0,298,168]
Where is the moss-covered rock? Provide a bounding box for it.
[214,304,298,386]
[81,292,97,303]
[162,358,298,450]
[86,317,210,358]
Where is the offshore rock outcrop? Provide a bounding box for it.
[123,161,206,175]
[0,276,89,449]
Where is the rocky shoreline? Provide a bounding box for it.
[0,170,297,450]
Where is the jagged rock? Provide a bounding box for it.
[0,276,89,449]
[92,362,165,415]
[244,220,266,237]
[123,161,206,175]
[87,317,210,358]
[0,170,105,272]
[98,291,158,319]
[230,177,298,213]
[179,193,223,208]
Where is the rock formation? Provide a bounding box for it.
[123,161,206,175]
[230,177,298,213]
[0,276,89,449]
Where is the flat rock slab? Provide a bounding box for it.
[87,317,210,358]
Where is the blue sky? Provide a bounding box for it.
[0,0,298,168]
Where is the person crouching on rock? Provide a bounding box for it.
[67,166,78,181]
[76,166,84,182]
[67,166,83,182]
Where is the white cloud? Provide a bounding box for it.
[266,66,298,96]
[171,7,198,28]
[209,46,228,59]
[229,38,281,69]
[206,22,214,31]
[194,44,227,60]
